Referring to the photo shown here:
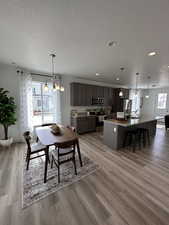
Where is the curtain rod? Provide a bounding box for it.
[31,73,53,78]
[31,73,62,79]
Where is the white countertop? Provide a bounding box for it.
[104,117,158,127]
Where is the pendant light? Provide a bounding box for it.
[50,54,57,91]
[135,72,139,95]
[119,89,123,97]
[133,72,140,116]
[119,67,124,97]
[145,76,150,98]
[49,53,64,92]
[44,81,49,92]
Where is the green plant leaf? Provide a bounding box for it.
[0,88,17,139]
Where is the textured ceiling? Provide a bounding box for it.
[0,0,169,88]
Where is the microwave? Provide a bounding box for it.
[92,97,104,105]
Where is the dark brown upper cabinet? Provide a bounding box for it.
[70,83,129,107]
[70,83,81,106]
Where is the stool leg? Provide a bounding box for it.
[129,134,132,146]
[123,133,128,147]
[138,131,141,149]
[147,130,150,145]
[132,134,136,153]
[143,131,146,147]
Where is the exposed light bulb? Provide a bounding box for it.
[44,82,49,91]
[53,82,57,91]
[56,84,60,90]
[148,51,156,56]
[119,91,123,97]
[60,86,64,92]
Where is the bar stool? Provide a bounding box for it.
[123,129,139,152]
[137,128,150,147]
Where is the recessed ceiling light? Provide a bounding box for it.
[148,51,156,56]
[108,41,118,47]
[96,73,100,76]
[167,65,169,68]
[116,77,120,81]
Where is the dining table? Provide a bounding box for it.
[36,125,83,183]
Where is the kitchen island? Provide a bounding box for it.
[103,117,157,150]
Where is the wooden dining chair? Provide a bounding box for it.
[51,140,77,183]
[66,125,83,167]
[23,131,47,170]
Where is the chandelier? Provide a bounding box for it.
[119,67,125,97]
[44,54,64,92]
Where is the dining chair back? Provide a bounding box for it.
[23,131,31,150]
[42,123,57,127]
[23,131,47,170]
[51,139,77,183]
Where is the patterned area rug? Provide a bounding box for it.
[22,152,99,208]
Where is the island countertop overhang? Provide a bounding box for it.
[103,117,158,127]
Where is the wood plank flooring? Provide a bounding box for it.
[1,127,169,225]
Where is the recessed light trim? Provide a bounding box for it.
[148,51,156,56]
[108,41,118,47]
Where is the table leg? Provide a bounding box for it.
[44,146,49,183]
[76,140,83,167]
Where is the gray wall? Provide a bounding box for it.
[0,63,21,141]
[141,88,169,118]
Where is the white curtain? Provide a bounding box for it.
[130,89,141,116]
[53,81,62,124]
[19,73,33,133]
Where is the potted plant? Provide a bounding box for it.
[0,88,17,147]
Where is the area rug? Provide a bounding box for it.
[22,152,99,208]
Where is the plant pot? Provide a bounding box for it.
[0,137,13,147]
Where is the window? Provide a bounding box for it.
[132,94,138,112]
[32,82,56,126]
[157,93,167,109]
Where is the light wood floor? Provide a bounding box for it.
[1,127,169,225]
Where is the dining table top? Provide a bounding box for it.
[36,125,78,146]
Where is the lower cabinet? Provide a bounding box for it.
[71,116,96,134]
